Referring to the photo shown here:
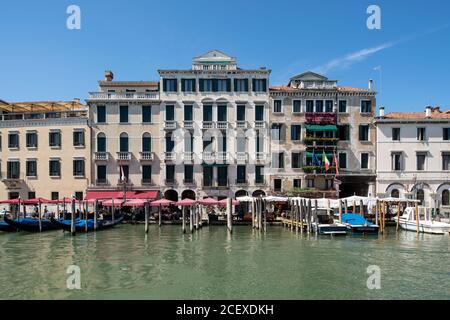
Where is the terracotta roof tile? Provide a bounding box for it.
[269,85,372,93]
[384,108,450,119]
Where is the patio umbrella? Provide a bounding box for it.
[236,196,253,202]
[176,198,197,206]
[218,198,240,206]
[264,196,288,202]
[24,197,53,205]
[102,199,124,207]
[198,198,219,205]
[123,199,148,207]
[0,198,21,204]
[150,198,175,207]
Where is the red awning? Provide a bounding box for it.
[85,190,159,200]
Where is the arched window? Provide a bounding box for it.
[119,133,129,152]
[391,189,400,198]
[97,133,106,152]
[142,133,152,152]
[417,189,425,205]
[442,190,450,206]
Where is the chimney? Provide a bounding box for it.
[379,106,385,117]
[368,79,373,91]
[104,70,114,82]
[425,106,432,118]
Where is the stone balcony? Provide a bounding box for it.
[139,151,154,161]
[94,152,109,161]
[116,152,131,161]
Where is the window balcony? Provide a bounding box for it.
[304,137,338,147]
[116,152,131,161]
[87,92,159,101]
[254,121,266,129]
[139,151,154,161]
[164,151,175,161]
[305,112,337,125]
[202,151,215,162]
[94,152,109,161]
[141,179,155,186]
[236,152,248,163]
[183,152,193,162]
[236,121,248,129]
[217,121,229,129]
[183,120,194,129]
[302,166,337,175]
[164,120,177,130]
[202,121,214,129]
[216,151,229,162]
[255,152,267,162]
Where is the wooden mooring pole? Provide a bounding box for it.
[396,201,401,232]
[144,203,149,234]
[189,206,194,233]
[182,206,186,233]
[94,199,98,231]
[338,200,343,223]
[227,198,233,234]
[71,197,76,236]
[415,201,420,234]
[38,200,42,233]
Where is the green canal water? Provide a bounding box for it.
[0,225,449,300]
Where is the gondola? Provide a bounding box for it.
[50,215,124,232]
[0,218,17,232]
[4,215,60,232]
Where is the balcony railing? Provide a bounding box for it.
[201,179,228,188]
[236,152,248,162]
[183,120,194,129]
[88,92,159,100]
[254,121,266,129]
[164,151,175,161]
[302,166,337,175]
[217,121,229,129]
[236,120,248,129]
[202,151,215,161]
[202,121,214,129]
[304,137,338,147]
[94,152,109,161]
[116,152,131,161]
[305,112,337,124]
[216,151,229,162]
[183,152,193,161]
[164,120,176,130]
[255,152,267,162]
[139,151,154,161]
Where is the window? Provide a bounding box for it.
[142,105,152,123]
[184,105,193,121]
[315,100,324,113]
[272,152,285,169]
[306,179,315,188]
[255,165,264,184]
[391,189,400,198]
[392,128,401,141]
[163,79,177,92]
[121,165,129,181]
[97,165,107,182]
[49,131,61,147]
[26,160,37,177]
[49,160,61,177]
[142,133,152,152]
[325,100,333,112]
[273,100,282,113]
[325,179,333,190]
[8,133,19,148]
[203,166,213,186]
[28,192,36,200]
[181,79,196,92]
[392,153,402,171]
[217,105,227,122]
[292,152,302,168]
[26,132,38,148]
[236,165,246,183]
[73,130,85,147]
[203,105,213,121]
[306,100,314,113]
[255,105,264,121]
[51,192,59,201]
[234,79,248,92]
[166,165,175,182]
[217,79,230,92]
[416,189,425,205]
[119,133,129,152]
[271,124,283,140]
[252,79,267,92]
[293,100,301,113]
[417,127,426,141]
[338,100,347,113]
[184,165,193,183]
[338,153,347,169]
[291,125,301,141]
[142,165,152,183]
[361,100,372,113]
[73,159,85,177]
[442,190,450,206]
[237,105,246,121]
[217,167,228,186]
[97,105,106,123]
[7,161,20,179]
[361,153,369,169]
[75,192,83,201]
[119,105,129,123]
[442,153,450,170]
[199,79,213,92]
[443,128,450,141]
[166,105,175,121]
[274,179,282,192]
[97,133,106,152]
[359,125,369,141]
[293,179,301,189]
[416,153,426,171]
[338,125,350,141]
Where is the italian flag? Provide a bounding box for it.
[322,150,330,172]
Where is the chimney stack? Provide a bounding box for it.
[379,106,385,117]
[368,79,373,91]
[425,106,432,118]
[104,70,114,82]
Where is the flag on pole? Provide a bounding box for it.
[323,150,330,171]
[312,150,321,166]
[333,152,339,176]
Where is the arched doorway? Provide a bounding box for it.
[181,189,196,200]
[442,190,449,206]
[235,190,248,198]
[391,189,400,198]
[416,189,425,205]
[252,190,266,198]
[164,189,178,202]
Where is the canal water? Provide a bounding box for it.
[0,225,449,300]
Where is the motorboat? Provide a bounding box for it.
[393,207,450,235]
[340,213,379,234]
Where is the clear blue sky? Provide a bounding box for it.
[1,0,449,112]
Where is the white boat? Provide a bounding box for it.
[393,207,450,235]
[311,208,347,235]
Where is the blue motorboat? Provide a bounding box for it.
[51,216,123,232]
[341,213,379,234]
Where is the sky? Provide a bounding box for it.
[0,0,449,113]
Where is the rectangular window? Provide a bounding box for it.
[97,105,106,123]
[49,160,61,177]
[361,100,372,113]
[28,192,36,200]
[293,100,301,113]
[416,153,426,171]
[442,153,450,170]
[255,105,264,121]
[163,79,178,92]
[181,79,196,92]
[291,125,301,141]
[236,165,246,183]
[199,79,213,92]
[184,165,193,182]
[338,100,347,113]
[73,159,85,177]
[338,153,347,169]
[8,133,19,148]
[142,105,152,123]
[443,128,450,140]
[119,105,129,123]
[216,79,230,92]
[26,132,38,148]
[315,100,324,113]
[392,128,401,141]
[51,192,59,201]
[338,125,350,141]
[234,79,248,92]
[272,152,285,169]
[306,100,314,113]
[166,105,175,121]
[203,105,212,121]
[306,179,315,188]
[237,105,246,121]
[417,127,426,141]
[7,161,20,179]
[217,167,228,186]
[166,165,175,182]
[184,105,193,121]
[325,100,333,112]
[392,153,402,171]
[97,165,107,182]
[122,165,129,180]
[255,165,264,184]
[73,131,85,147]
[120,135,129,152]
[165,135,174,152]
[203,166,213,186]
[252,79,267,92]
[49,131,61,147]
[274,179,282,192]
[273,100,282,113]
[361,153,369,169]
[26,160,37,177]
[217,105,227,122]
[75,192,83,201]
[142,165,152,182]
[271,124,283,140]
[292,152,302,168]
[293,179,301,189]
[359,125,369,141]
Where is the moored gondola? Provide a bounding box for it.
[50,215,124,232]
[4,215,60,232]
[0,218,17,232]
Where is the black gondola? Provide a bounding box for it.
[50,216,124,232]
[4,215,60,232]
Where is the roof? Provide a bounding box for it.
[193,50,236,64]
[0,100,87,113]
[289,71,329,82]
[384,107,450,119]
[98,81,159,88]
[269,85,372,93]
